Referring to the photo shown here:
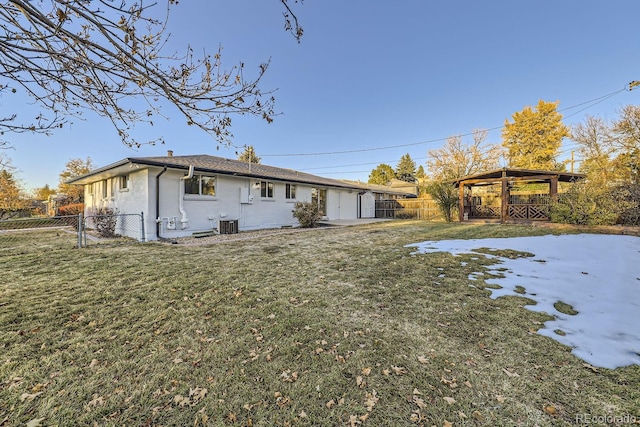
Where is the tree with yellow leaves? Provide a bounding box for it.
[502,100,569,170]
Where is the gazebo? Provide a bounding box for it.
[452,168,585,223]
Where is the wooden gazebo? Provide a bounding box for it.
[452,168,585,223]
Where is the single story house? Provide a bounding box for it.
[67,153,396,241]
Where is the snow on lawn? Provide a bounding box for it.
[407,234,640,369]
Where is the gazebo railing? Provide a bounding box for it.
[508,204,550,220]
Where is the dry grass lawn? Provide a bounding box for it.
[1,221,638,426]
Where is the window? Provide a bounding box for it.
[311,188,327,216]
[285,183,296,199]
[119,175,129,190]
[260,181,274,198]
[185,175,216,196]
[101,180,108,199]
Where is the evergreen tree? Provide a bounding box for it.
[237,146,261,164]
[395,153,417,182]
[502,100,569,170]
[368,164,396,185]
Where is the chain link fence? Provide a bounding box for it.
[82,212,145,246]
[0,215,82,254]
[0,213,145,253]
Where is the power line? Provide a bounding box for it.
[262,84,633,158]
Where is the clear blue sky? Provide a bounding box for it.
[5,0,640,191]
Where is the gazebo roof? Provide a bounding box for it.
[452,168,585,186]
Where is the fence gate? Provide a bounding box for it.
[82,212,145,246]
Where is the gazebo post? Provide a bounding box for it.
[549,176,558,201]
[501,177,508,223]
[458,182,465,221]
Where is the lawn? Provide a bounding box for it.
[1,221,638,426]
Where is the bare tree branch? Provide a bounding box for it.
[0,0,302,147]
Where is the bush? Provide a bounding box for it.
[292,201,322,228]
[612,184,640,226]
[57,203,84,216]
[93,207,118,237]
[550,181,639,226]
[425,181,458,222]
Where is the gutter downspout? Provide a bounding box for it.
[179,165,194,229]
[155,166,167,239]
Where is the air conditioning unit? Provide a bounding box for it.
[219,219,239,234]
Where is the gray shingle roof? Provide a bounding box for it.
[70,154,364,190]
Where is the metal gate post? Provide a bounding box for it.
[140,212,145,242]
[77,213,83,248]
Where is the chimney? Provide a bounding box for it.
[167,150,173,157]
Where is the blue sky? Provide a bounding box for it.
[4,0,640,191]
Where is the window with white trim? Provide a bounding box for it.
[260,181,274,198]
[119,175,129,190]
[285,183,296,199]
[185,175,216,196]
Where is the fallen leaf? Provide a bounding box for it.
[443,396,456,405]
[89,359,99,368]
[362,367,372,376]
[472,410,484,421]
[349,414,359,427]
[412,388,422,395]
[417,355,429,364]
[26,418,45,427]
[544,405,557,416]
[359,413,369,422]
[443,421,453,427]
[326,399,336,409]
[20,392,42,402]
[356,376,366,388]
[364,390,379,411]
[496,395,506,403]
[502,368,519,377]
[31,383,48,393]
[391,365,406,375]
[413,396,427,409]
[583,363,598,372]
[299,410,307,418]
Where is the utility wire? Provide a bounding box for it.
[262,84,632,158]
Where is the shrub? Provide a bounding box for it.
[612,183,640,226]
[57,203,84,216]
[93,207,118,237]
[57,203,84,229]
[425,181,458,222]
[550,181,638,226]
[292,201,322,228]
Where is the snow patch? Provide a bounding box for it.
[407,234,640,369]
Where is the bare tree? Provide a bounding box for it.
[426,129,503,180]
[0,1,303,148]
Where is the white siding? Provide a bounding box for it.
[83,166,362,241]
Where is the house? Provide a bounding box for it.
[67,153,390,241]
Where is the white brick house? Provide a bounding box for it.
[68,154,382,241]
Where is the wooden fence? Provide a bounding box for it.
[375,198,440,220]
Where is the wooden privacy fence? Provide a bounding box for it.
[375,198,440,220]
